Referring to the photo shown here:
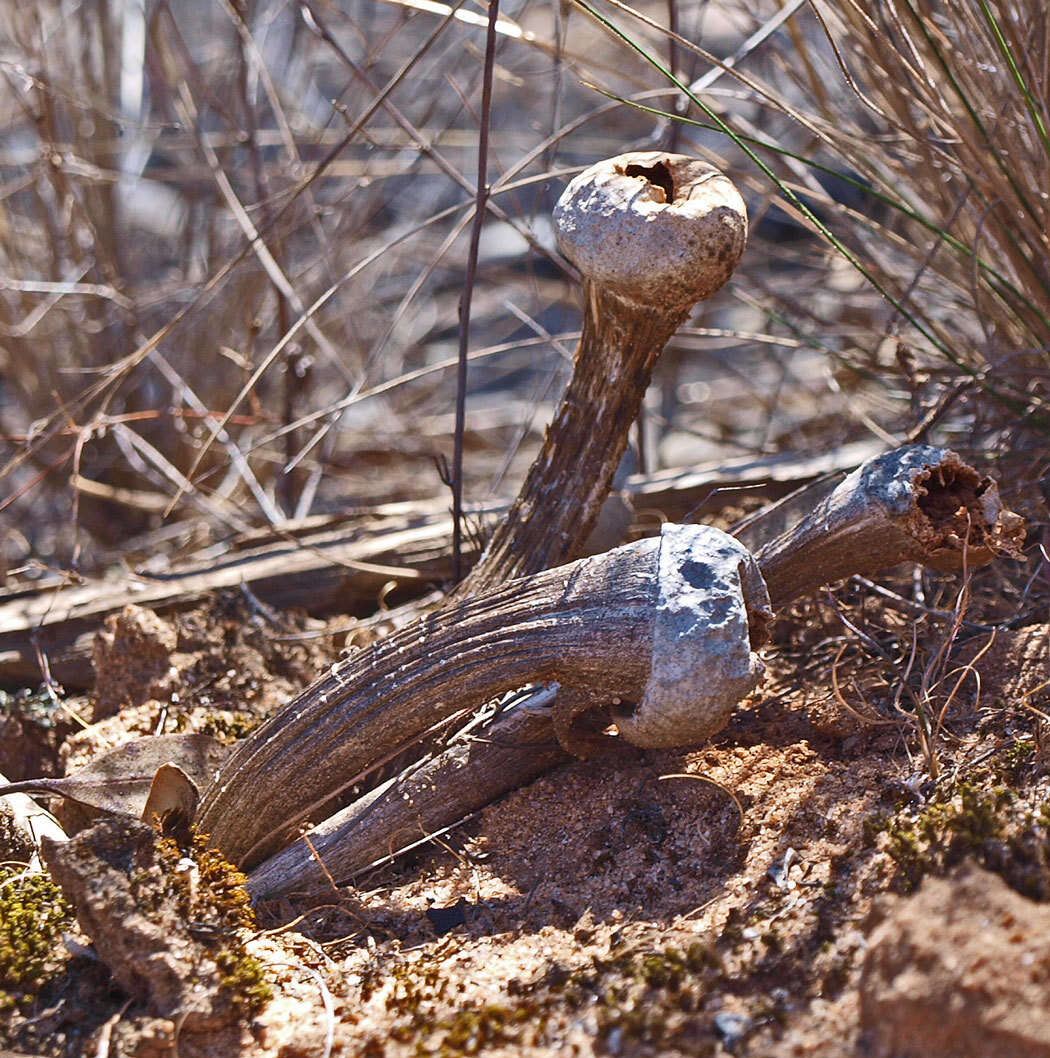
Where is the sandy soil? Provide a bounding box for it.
[2,557,1049,1058]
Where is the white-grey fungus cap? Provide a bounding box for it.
[553,151,748,310]
[614,523,771,749]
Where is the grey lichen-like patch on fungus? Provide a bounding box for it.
[615,524,771,749]
[552,152,747,309]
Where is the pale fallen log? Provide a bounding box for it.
[245,445,1024,898]
[0,505,469,688]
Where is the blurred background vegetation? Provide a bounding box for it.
[1,0,1047,581]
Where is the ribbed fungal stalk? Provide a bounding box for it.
[197,526,769,868]
[246,525,771,896]
[245,446,1024,898]
[753,446,1025,607]
[455,152,747,594]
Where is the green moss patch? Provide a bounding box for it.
[867,776,1050,898]
[155,830,272,1019]
[0,867,73,1011]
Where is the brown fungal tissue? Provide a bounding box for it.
[246,524,771,897]
[242,446,1026,898]
[910,455,1025,565]
[753,446,1025,607]
[195,151,752,867]
[198,525,769,868]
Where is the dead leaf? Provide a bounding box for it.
[141,761,200,839]
[0,734,228,820]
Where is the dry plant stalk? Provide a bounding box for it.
[775,0,1050,426]
[245,445,1024,898]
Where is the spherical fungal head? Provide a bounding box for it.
[553,152,748,310]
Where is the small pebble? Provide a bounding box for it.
[713,1011,752,1051]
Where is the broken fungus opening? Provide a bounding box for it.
[914,460,992,550]
[624,160,675,203]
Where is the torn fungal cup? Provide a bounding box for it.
[613,523,771,750]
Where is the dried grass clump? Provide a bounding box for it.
[774,0,1050,432]
[2,0,1046,581]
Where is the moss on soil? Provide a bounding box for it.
[354,932,731,1057]
[154,829,273,1019]
[866,769,1050,898]
[0,866,73,1012]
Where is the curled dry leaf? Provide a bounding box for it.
[0,734,228,827]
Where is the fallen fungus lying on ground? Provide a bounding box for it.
[26,441,1022,898]
[753,444,1024,607]
[197,524,772,867]
[196,151,751,867]
[245,445,1024,898]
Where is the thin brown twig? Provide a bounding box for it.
[451,0,501,582]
